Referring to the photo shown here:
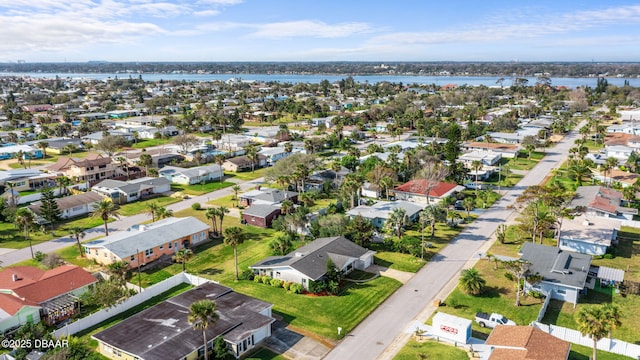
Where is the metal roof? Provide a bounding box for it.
[597,266,625,283]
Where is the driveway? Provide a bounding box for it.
[365,264,414,284]
[263,320,331,360]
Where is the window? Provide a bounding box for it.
[145,248,154,257]
[301,279,306,284]
[130,255,135,261]
[192,234,197,242]
[200,231,206,240]
[159,244,164,250]
[174,242,178,249]
[168,242,172,249]
[557,289,566,294]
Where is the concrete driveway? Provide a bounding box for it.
[263,320,331,360]
[365,264,414,284]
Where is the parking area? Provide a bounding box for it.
[263,320,332,360]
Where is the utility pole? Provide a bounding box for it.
[136,248,142,291]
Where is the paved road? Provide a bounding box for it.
[324,122,584,360]
[0,177,265,266]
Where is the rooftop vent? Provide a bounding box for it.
[294,252,304,257]
[11,274,18,282]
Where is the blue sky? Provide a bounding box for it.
[1,0,639,62]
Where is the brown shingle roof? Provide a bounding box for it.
[394,179,458,197]
[486,325,570,360]
[28,191,103,214]
[46,154,111,172]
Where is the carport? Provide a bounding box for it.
[597,266,625,287]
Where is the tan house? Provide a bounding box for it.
[46,153,121,184]
[83,217,210,269]
[222,154,267,172]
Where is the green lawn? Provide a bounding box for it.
[374,252,426,273]
[226,167,268,181]
[130,138,172,149]
[207,194,237,209]
[568,343,632,360]
[245,348,287,360]
[118,196,181,216]
[509,151,545,171]
[171,181,234,196]
[394,339,468,360]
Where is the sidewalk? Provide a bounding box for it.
[0,176,265,267]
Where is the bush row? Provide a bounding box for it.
[253,275,304,294]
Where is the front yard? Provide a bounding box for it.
[170,181,234,196]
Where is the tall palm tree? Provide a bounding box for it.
[386,208,407,238]
[174,248,194,272]
[601,157,618,186]
[155,206,174,219]
[55,176,71,197]
[147,202,159,222]
[217,206,230,234]
[69,226,86,257]
[37,141,49,158]
[206,207,220,236]
[15,208,36,258]
[188,299,219,360]
[575,305,609,360]
[223,226,245,280]
[91,199,121,236]
[214,154,226,182]
[471,160,483,195]
[601,303,622,339]
[245,144,259,172]
[458,268,486,295]
[231,185,241,207]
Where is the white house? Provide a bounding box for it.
[346,200,425,229]
[250,236,375,290]
[604,145,634,161]
[258,147,292,165]
[92,177,171,204]
[559,215,620,256]
[458,150,502,166]
[619,109,640,121]
[158,164,224,185]
[570,186,638,220]
[519,243,592,305]
[28,191,104,221]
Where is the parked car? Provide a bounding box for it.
[454,200,464,210]
[474,312,516,328]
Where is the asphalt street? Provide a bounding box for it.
[0,176,265,266]
[324,121,584,360]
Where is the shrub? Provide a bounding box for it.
[504,272,514,281]
[253,275,263,283]
[282,282,291,291]
[270,278,283,288]
[529,290,545,302]
[261,276,271,285]
[309,280,327,294]
[191,202,202,211]
[42,253,63,269]
[603,253,614,259]
[240,269,254,281]
[289,283,304,294]
[327,280,340,295]
[34,251,46,262]
[447,297,459,308]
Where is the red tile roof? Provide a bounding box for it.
[0,265,97,312]
[394,179,458,198]
[486,325,570,360]
[0,294,37,316]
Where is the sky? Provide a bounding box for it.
[1,0,640,63]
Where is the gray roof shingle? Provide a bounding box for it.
[519,243,591,290]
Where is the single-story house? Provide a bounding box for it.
[570,186,638,220]
[124,148,185,168]
[558,215,620,256]
[81,131,133,145]
[159,164,224,185]
[393,180,464,205]
[604,145,634,161]
[241,204,282,228]
[519,243,592,305]
[306,166,351,190]
[485,325,571,360]
[222,154,267,172]
[462,141,520,158]
[0,169,56,192]
[93,282,274,359]
[0,265,97,332]
[216,134,252,151]
[250,236,375,290]
[92,177,171,204]
[458,150,502,166]
[28,191,104,221]
[83,217,210,268]
[0,144,43,160]
[346,200,425,228]
[258,147,292,165]
[239,187,298,207]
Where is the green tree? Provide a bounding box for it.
[188,299,219,360]
[245,143,259,172]
[39,186,61,228]
[212,337,229,360]
[155,206,174,219]
[575,305,609,360]
[174,248,194,272]
[206,207,220,235]
[385,207,407,238]
[270,234,294,256]
[36,141,49,158]
[522,135,538,160]
[148,202,159,222]
[217,206,230,234]
[231,185,241,207]
[462,197,475,218]
[223,226,245,280]
[214,154,226,182]
[106,260,129,287]
[602,303,622,339]
[458,268,486,295]
[344,215,374,247]
[138,153,153,174]
[95,135,127,156]
[15,208,36,258]
[471,160,483,195]
[91,199,121,236]
[69,226,86,258]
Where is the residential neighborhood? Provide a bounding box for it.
[0,70,639,360]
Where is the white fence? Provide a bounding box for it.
[619,219,640,229]
[53,272,212,338]
[535,291,552,323]
[532,321,640,359]
[16,183,90,205]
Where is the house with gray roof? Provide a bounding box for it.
[159,164,224,185]
[241,204,282,228]
[249,236,375,290]
[519,243,592,305]
[92,177,170,204]
[84,217,209,269]
[239,187,298,207]
[93,282,274,360]
[28,191,103,221]
[346,200,425,229]
[570,186,637,220]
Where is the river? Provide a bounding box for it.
[2,72,640,88]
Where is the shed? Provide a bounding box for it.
[432,312,471,344]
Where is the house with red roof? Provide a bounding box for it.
[485,325,570,360]
[0,265,97,334]
[393,179,464,205]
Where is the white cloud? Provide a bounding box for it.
[248,20,372,39]
[193,9,221,17]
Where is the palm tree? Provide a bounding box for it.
[14,150,26,169]
[601,303,622,339]
[174,248,194,272]
[275,175,290,199]
[568,159,595,186]
[217,206,230,234]
[576,305,609,360]
[15,208,36,258]
[280,200,294,215]
[245,144,259,172]
[37,141,49,158]
[155,206,174,219]
[91,199,121,236]
[69,226,86,257]
[55,176,71,197]
[231,185,241,207]
[206,207,220,236]
[188,299,219,360]
[471,160,483,195]
[148,203,159,222]
[214,154,226,182]
[106,260,128,287]
[386,208,407,238]
[223,226,245,280]
[462,197,474,218]
[458,268,486,295]
[601,157,618,186]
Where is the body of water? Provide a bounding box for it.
[2,72,640,88]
